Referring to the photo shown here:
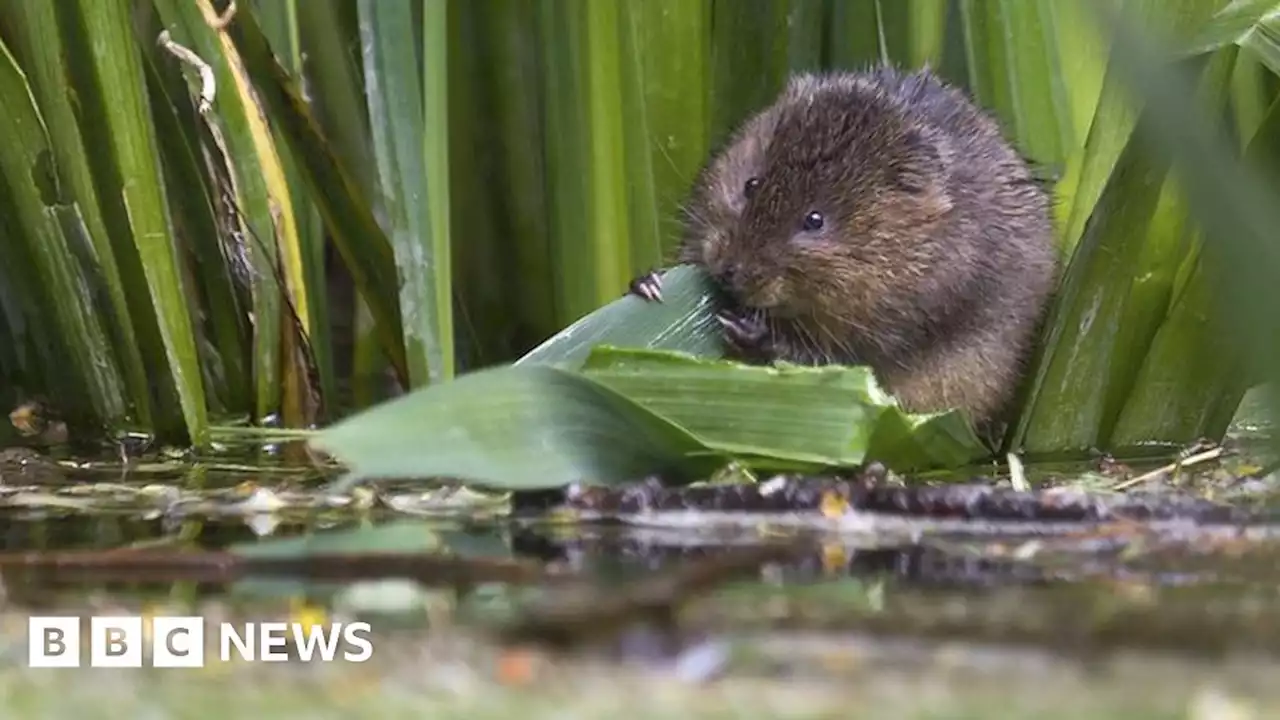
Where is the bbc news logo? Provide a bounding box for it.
[28,616,374,668]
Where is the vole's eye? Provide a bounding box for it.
[802,211,824,231]
[743,177,762,198]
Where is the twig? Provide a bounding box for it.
[1007,451,1028,491]
[157,30,216,115]
[1110,446,1227,491]
[208,1,237,30]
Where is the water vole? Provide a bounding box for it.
[631,67,1059,427]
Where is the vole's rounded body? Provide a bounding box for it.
[638,67,1058,426]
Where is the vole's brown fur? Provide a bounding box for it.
[632,66,1059,427]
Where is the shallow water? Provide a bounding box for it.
[1,439,1279,717]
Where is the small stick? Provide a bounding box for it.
[157,30,216,115]
[209,1,237,30]
[1110,446,1226,491]
[1007,451,1028,491]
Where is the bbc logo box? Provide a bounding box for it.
[29,615,374,667]
[29,616,206,668]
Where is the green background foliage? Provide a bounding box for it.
[0,0,1275,468]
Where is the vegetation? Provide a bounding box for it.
[0,0,1277,483]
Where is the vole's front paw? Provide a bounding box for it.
[716,309,776,362]
[627,270,663,302]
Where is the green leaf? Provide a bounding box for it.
[67,0,210,442]
[709,0,791,148]
[1099,1,1280,453]
[826,0,883,71]
[581,349,889,465]
[0,0,154,427]
[316,337,989,492]
[314,363,709,492]
[0,37,128,427]
[359,0,450,388]
[230,519,445,558]
[516,264,724,369]
[1183,0,1280,70]
[879,0,951,72]
[618,0,709,265]
[222,0,409,386]
[422,0,454,385]
[228,519,448,600]
[1054,0,1236,255]
[581,347,989,471]
[960,0,1073,167]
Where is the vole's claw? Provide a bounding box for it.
[627,271,663,302]
[716,309,771,359]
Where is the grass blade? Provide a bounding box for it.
[447,0,555,364]
[960,0,1073,166]
[1098,0,1280,452]
[221,1,409,387]
[257,0,338,418]
[619,0,709,265]
[423,0,454,382]
[826,0,883,71]
[709,0,791,148]
[1054,0,1230,253]
[69,0,208,442]
[359,0,450,387]
[0,0,154,428]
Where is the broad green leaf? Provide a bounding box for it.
[316,344,990,492]
[515,264,724,369]
[580,350,892,465]
[580,348,989,471]
[865,405,992,472]
[314,364,710,492]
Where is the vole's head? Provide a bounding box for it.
[681,72,956,322]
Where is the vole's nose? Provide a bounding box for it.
[712,260,741,292]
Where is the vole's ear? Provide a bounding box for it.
[894,129,949,195]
